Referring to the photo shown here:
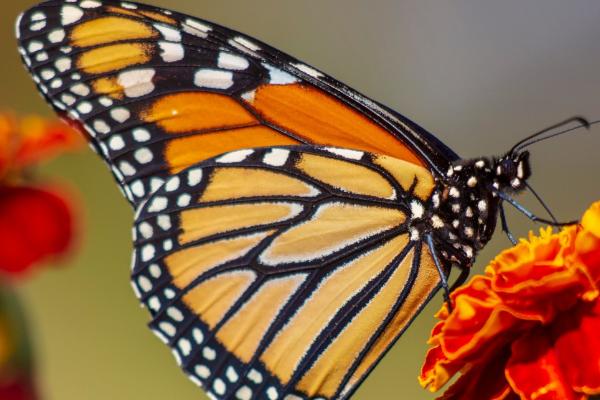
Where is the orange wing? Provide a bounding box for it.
[131,145,441,399]
[16,0,456,209]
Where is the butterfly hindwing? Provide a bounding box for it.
[131,145,441,399]
[17,0,457,209]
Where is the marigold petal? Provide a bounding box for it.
[581,201,600,239]
[437,346,513,400]
[553,300,600,395]
[506,329,579,400]
[419,345,463,391]
[439,277,522,358]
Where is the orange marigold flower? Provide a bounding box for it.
[0,112,82,276]
[420,201,600,400]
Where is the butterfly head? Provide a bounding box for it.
[493,150,531,192]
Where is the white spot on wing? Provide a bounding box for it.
[217,52,249,70]
[183,18,211,37]
[70,83,90,96]
[410,200,424,219]
[80,0,102,8]
[27,41,43,53]
[231,36,261,51]
[324,148,364,160]
[187,168,203,186]
[118,69,156,98]
[263,149,290,166]
[158,42,184,62]
[216,149,253,163]
[54,57,71,72]
[148,197,168,212]
[291,63,323,78]
[110,107,130,123]
[133,128,151,142]
[30,20,47,31]
[154,23,181,42]
[61,5,84,25]
[48,29,66,43]
[134,148,154,164]
[194,69,234,89]
[263,64,298,85]
[119,161,136,176]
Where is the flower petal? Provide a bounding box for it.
[0,186,75,275]
[438,346,513,400]
[506,329,580,400]
[553,300,600,395]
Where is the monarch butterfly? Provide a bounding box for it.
[15,1,591,399]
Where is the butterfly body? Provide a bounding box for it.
[16,1,533,399]
[426,151,531,268]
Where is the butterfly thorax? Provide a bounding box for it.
[422,151,531,267]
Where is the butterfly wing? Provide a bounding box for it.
[131,145,441,399]
[16,0,457,208]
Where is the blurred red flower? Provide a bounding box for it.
[419,201,600,400]
[0,112,82,276]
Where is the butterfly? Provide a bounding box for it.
[15,1,582,399]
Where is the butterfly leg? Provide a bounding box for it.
[499,203,517,245]
[496,191,577,226]
[425,234,452,309]
[449,264,470,292]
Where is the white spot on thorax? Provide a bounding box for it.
[478,200,487,212]
[431,215,444,229]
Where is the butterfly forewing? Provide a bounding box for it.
[17,0,457,208]
[131,146,441,399]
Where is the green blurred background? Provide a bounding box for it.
[1,1,599,399]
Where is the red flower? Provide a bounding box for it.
[420,201,600,400]
[0,112,82,276]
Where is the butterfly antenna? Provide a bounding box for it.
[510,116,594,154]
[524,182,558,225]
